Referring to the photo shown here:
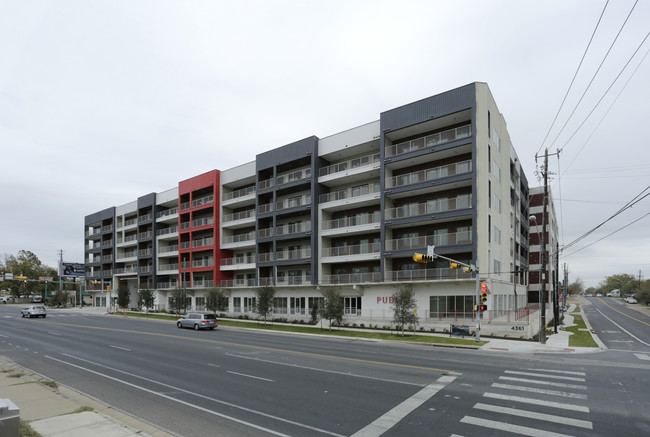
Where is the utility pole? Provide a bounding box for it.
[540,148,548,344]
[554,241,559,333]
[57,249,64,292]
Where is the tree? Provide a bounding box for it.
[205,288,229,314]
[51,289,68,307]
[567,278,584,295]
[391,284,418,336]
[255,286,276,324]
[599,274,637,295]
[320,287,344,331]
[0,251,58,297]
[168,288,188,314]
[117,286,130,310]
[310,300,319,324]
[137,289,155,313]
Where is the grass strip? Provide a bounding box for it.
[565,315,598,347]
[113,312,486,346]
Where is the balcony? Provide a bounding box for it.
[156,226,178,237]
[138,213,152,223]
[192,217,214,228]
[258,178,274,190]
[192,194,214,208]
[192,237,214,248]
[221,278,258,288]
[321,213,380,237]
[319,153,380,178]
[220,255,256,271]
[157,263,178,273]
[192,259,214,268]
[222,209,255,228]
[385,267,473,282]
[320,272,381,285]
[319,182,380,209]
[276,221,311,237]
[386,160,472,188]
[322,242,381,258]
[276,195,311,212]
[384,195,471,220]
[385,124,471,157]
[276,168,311,186]
[385,231,471,252]
[156,208,178,220]
[158,244,178,254]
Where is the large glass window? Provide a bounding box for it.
[344,296,361,315]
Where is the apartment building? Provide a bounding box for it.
[528,185,559,305]
[84,82,531,330]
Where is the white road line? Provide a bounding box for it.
[526,368,586,376]
[492,383,587,399]
[227,371,274,382]
[473,403,593,429]
[47,332,61,336]
[351,375,457,437]
[109,345,132,351]
[499,376,587,390]
[226,353,425,387]
[593,307,650,348]
[505,370,585,382]
[460,416,574,437]
[634,353,650,361]
[483,392,590,412]
[49,353,344,437]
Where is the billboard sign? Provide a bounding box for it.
[62,262,84,277]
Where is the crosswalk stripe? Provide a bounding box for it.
[460,416,574,437]
[634,353,650,361]
[505,370,586,382]
[473,403,593,429]
[483,392,590,412]
[499,376,587,390]
[526,368,586,376]
[492,383,587,399]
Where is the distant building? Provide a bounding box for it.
[84,82,533,334]
[528,186,559,305]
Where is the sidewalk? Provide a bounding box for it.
[0,357,175,437]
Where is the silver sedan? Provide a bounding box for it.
[21,306,47,318]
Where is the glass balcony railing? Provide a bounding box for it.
[385,124,471,157]
[222,186,255,202]
[321,213,380,231]
[322,242,381,257]
[386,160,472,188]
[384,195,471,219]
[319,153,380,177]
[384,231,472,251]
[319,182,380,204]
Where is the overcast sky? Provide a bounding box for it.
[1,0,648,289]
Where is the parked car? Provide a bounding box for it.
[31,296,43,303]
[21,306,46,318]
[1,296,15,303]
[176,313,217,330]
[624,297,638,304]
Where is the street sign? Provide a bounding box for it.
[427,245,435,258]
[14,276,27,280]
[39,276,53,282]
[5,273,13,280]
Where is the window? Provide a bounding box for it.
[488,111,491,138]
[308,297,325,312]
[233,297,241,312]
[273,297,288,314]
[493,161,501,182]
[488,145,491,172]
[243,297,256,312]
[344,296,361,315]
[290,297,305,315]
[457,226,471,243]
[494,194,501,213]
[494,226,501,244]
[493,259,501,275]
[429,295,475,317]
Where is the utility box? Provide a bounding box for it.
[0,398,20,437]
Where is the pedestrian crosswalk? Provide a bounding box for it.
[455,367,593,436]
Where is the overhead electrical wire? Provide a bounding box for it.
[561,185,650,252]
[536,0,610,156]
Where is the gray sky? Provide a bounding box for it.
[1,0,648,289]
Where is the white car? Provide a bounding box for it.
[21,306,47,318]
[624,297,638,304]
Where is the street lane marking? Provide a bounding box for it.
[634,353,650,361]
[50,353,344,437]
[597,298,650,327]
[38,320,457,374]
[460,416,574,437]
[473,403,593,429]
[526,368,585,376]
[483,392,590,412]
[226,353,425,387]
[492,383,587,399]
[505,370,585,382]
[350,375,457,437]
[227,371,274,382]
[109,345,132,351]
[593,307,650,348]
[499,376,587,390]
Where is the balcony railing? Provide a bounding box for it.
[319,153,380,177]
[276,221,311,236]
[322,242,381,257]
[384,195,471,219]
[138,213,152,223]
[320,272,381,285]
[277,195,311,211]
[192,237,214,248]
[192,195,214,208]
[385,268,473,282]
[192,259,214,268]
[223,209,255,222]
[258,178,273,190]
[192,217,214,227]
[385,124,471,157]
[321,213,380,231]
[156,208,178,219]
[156,226,178,236]
[158,263,178,271]
[258,227,274,239]
[386,160,472,188]
[220,278,258,288]
[220,255,256,266]
[384,231,471,251]
[276,168,311,186]
[158,244,178,254]
[319,182,380,204]
[277,247,311,261]
[223,231,256,245]
[222,186,255,202]
[276,274,312,286]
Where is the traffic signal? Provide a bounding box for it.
[479,303,488,312]
[480,283,488,312]
[413,253,432,263]
[449,262,460,269]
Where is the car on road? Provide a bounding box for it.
[176,313,217,330]
[21,306,46,318]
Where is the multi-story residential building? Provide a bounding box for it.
[528,185,559,306]
[85,82,533,334]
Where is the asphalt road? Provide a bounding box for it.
[1,304,649,436]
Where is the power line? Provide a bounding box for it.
[537,0,610,156]
[548,0,640,151]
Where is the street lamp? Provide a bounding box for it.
[529,215,546,344]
